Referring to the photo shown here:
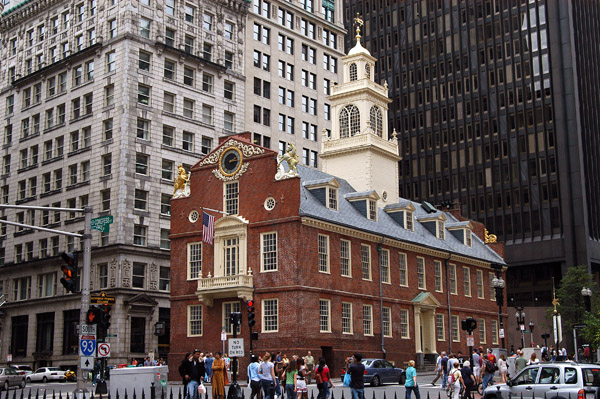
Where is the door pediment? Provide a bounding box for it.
[411,292,441,308]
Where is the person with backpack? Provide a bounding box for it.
[447,362,464,399]
[481,354,495,391]
[440,352,449,389]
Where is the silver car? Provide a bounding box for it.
[26,367,66,383]
[0,367,26,391]
[484,362,600,399]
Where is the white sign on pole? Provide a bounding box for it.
[221,332,227,341]
[81,324,97,335]
[6,354,12,362]
[228,338,245,357]
[81,356,95,370]
[520,324,525,331]
[499,328,505,339]
[466,335,475,347]
[98,343,111,358]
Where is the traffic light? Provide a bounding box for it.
[60,252,78,293]
[102,305,112,330]
[86,305,103,325]
[229,312,242,326]
[461,317,477,333]
[247,300,256,328]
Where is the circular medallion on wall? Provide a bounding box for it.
[382,191,388,202]
[188,210,200,223]
[264,197,276,211]
[218,147,243,177]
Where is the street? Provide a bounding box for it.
[2,374,496,399]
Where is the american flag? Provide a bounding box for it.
[202,212,215,245]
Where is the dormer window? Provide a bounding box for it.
[465,230,472,246]
[446,221,473,246]
[437,220,445,239]
[405,211,413,231]
[368,200,377,220]
[349,63,357,81]
[328,187,338,210]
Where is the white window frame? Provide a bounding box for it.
[449,263,457,295]
[381,249,390,284]
[318,234,330,273]
[363,304,373,336]
[187,242,202,280]
[489,272,497,301]
[382,306,392,337]
[479,318,486,344]
[477,270,485,299]
[262,298,278,332]
[327,187,337,210]
[340,239,351,277]
[319,299,331,333]
[187,305,203,337]
[399,252,408,286]
[436,313,445,341]
[434,260,443,292]
[260,232,278,272]
[451,315,460,342]
[361,244,371,280]
[464,266,472,297]
[491,319,499,344]
[417,257,426,289]
[342,302,353,334]
[400,309,410,338]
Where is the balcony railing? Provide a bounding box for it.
[196,272,253,307]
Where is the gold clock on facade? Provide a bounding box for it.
[218,147,243,177]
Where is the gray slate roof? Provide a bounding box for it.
[296,165,505,265]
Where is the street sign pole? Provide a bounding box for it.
[75,207,93,398]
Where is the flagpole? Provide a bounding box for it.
[202,206,229,216]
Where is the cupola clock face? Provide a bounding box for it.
[218,147,243,177]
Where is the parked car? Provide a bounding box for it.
[483,361,600,399]
[26,367,66,383]
[11,365,33,376]
[0,367,26,391]
[341,358,406,387]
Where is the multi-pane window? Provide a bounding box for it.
[489,272,497,301]
[449,264,457,294]
[160,230,171,250]
[478,319,486,343]
[327,187,337,210]
[318,234,329,273]
[160,194,171,215]
[340,239,350,277]
[361,244,371,280]
[224,21,234,40]
[319,299,331,332]
[134,189,148,210]
[381,249,390,283]
[202,73,213,93]
[225,181,238,214]
[139,17,151,38]
[165,28,175,46]
[135,153,148,175]
[436,314,445,341]
[159,266,170,289]
[187,242,202,279]
[164,60,176,80]
[224,81,235,101]
[342,302,352,334]
[183,66,194,86]
[38,273,56,298]
[476,270,484,299]
[222,237,238,275]
[137,118,149,139]
[188,305,202,336]
[138,51,151,71]
[399,253,408,286]
[138,84,150,105]
[101,189,110,211]
[437,220,445,239]
[183,99,194,119]
[417,257,426,289]
[162,159,174,180]
[163,93,175,113]
[400,309,409,338]
[382,307,392,337]
[133,225,147,246]
[491,320,499,344]
[202,105,213,125]
[184,4,195,23]
[261,232,277,271]
[451,315,460,342]
[103,119,113,140]
[434,260,443,292]
[106,51,116,72]
[363,304,372,335]
[463,267,471,297]
[263,299,278,332]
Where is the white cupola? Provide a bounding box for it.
[320,14,400,204]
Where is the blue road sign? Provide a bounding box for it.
[79,337,96,357]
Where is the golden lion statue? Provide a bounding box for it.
[173,165,190,197]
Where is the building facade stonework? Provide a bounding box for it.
[0,0,247,368]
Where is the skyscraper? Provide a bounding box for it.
[342,1,600,308]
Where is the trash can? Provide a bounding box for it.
[110,365,169,396]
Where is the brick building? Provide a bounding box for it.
[169,31,506,376]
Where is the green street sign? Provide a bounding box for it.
[91,215,113,233]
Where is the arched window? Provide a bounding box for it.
[370,106,383,137]
[340,105,360,138]
[365,63,371,79]
[349,63,358,81]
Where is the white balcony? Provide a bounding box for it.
[196,272,253,307]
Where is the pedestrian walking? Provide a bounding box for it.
[205,353,214,383]
[440,352,449,389]
[304,352,315,385]
[404,360,420,399]
[212,352,228,399]
[284,359,297,399]
[295,358,309,399]
[178,352,192,398]
[498,354,508,383]
[431,352,443,386]
[315,358,333,399]
[347,353,365,399]
[182,349,206,399]
[448,362,463,399]
[459,361,475,399]
[259,352,276,399]
[481,354,495,391]
[248,355,263,399]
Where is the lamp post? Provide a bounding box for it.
[515,306,526,349]
[491,264,505,349]
[582,287,592,312]
[529,320,535,347]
